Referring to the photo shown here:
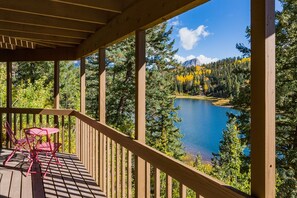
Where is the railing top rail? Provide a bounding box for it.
[0,107,74,116]
[0,107,250,198]
[73,111,251,198]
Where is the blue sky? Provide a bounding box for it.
[169,0,282,64]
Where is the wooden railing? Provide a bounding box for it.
[0,108,250,198]
[0,108,75,153]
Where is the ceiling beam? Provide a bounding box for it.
[1,35,35,49]
[0,30,82,44]
[0,42,15,50]
[0,0,109,24]
[0,21,89,39]
[0,47,77,61]
[76,0,208,57]
[0,10,97,33]
[51,0,123,13]
[20,38,75,48]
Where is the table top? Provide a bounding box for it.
[25,127,59,136]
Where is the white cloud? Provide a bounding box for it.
[196,55,218,64]
[174,54,186,63]
[174,54,218,64]
[178,25,209,50]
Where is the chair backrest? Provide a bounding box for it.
[5,121,17,145]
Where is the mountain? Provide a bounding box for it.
[182,58,201,67]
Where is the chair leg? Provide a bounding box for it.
[3,149,17,165]
[26,160,34,177]
[43,156,54,178]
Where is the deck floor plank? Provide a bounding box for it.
[0,149,106,198]
[21,169,33,198]
[0,169,12,197]
[9,170,22,198]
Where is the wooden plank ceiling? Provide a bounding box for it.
[0,0,207,61]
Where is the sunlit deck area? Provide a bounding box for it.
[0,0,276,196]
[0,149,105,198]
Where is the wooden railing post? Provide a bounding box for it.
[251,0,275,197]
[79,57,86,162]
[135,29,146,197]
[6,61,12,148]
[54,60,60,143]
[98,48,106,192]
[80,57,86,114]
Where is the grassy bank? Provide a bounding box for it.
[174,94,231,107]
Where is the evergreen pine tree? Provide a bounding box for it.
[211,117,250,193]
[275,0,297,195]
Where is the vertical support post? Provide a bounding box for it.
[80,57,86,161]
[251,0,275,197]
[6,61,12,148]
[135,30,146,198]
[80,57,86,114]
[99,49,106,123]
[54,61,60,110]
[99,48,106,192]
[54,60,60,143]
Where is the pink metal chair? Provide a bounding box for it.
[3,121,34,165]
[25,128,62,177]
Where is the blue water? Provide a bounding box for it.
[174,99,239,161]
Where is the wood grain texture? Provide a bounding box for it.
[251,0,276,197]
[135,29,146,198]
[0,150,106,198]
[0,47,77,62]
[73,110,249,198]
[51,0,123,13]
[0,10,97,33]
[80,57,86,114]
[0,0,108,24]
[76,0,208,57]
[6,61,12,148]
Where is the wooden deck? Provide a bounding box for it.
[0,149,105,198]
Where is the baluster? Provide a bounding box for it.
[106,138,111,198]
[90,127,93,175]
[68,116,71,153]
[154,168,160,198]
[13,113,17,138]
[75,118,79,158]
[127,151,132,198]
[180,184,186,198]
[101,134,106,193]
[0,113,2,150]
[166,175,172,198]
[121,147,126,198]
[196,192,204,198]
[95,129,99,184]
[146,162,151,198]
[116,143,120,197]
[57,116,60,146]
[111,140,115,198]
[61,116,65,153]
[33,114,36,127]
[19,114,23,139]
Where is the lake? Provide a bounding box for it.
[174,98,239,161]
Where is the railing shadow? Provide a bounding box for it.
[0,149,105,198]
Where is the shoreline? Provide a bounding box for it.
[174,95,232,108]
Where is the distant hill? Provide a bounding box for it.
[182,58,201,67]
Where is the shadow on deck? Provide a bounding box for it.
[0,149,105,198]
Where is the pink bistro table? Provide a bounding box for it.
[24,127,59,176]
[26,127,59,136]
